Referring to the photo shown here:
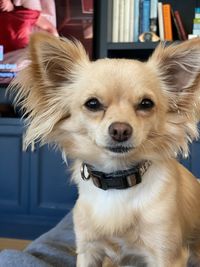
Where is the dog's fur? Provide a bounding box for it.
[10,33,200,266]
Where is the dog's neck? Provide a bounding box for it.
[80,161,151,190]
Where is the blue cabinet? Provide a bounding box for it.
[30,145,77,217]
[191,141,200,178]
[181,140,200,179]
[0,117,77,239]
[0,119,29,214]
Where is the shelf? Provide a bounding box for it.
[107,42,159,50]
[106,41,179,59]
[107,41,179,51]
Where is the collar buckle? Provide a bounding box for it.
[80,163,91,180]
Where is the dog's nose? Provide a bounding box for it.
[109,122,133,142]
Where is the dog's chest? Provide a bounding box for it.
[91,202,156,265]
[75,164,171,265]
[102,234,151,266]
[78,167,167,233]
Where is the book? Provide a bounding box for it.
[134,0,140,41]
[142,0,150,33]
[139,0,150,35]
[108,0,113,42]
[158,2,164,41]
[193,18,200,25]
[193,18,200,35]
[129,0,134,42]
[171,8,182,40]
[112,0,120,42]
[195,7,200,19]
[139,0,144,36]
[188,34,199,39]
[192,8,200,36]
[124,0,131,42]
[162,4,173,41]
[174,10,187,40]
[150,0,158,33]
[81,0,93,14]
[119,0,125,42]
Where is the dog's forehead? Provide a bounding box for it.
[90,58,146,77]
[80,58,159,98]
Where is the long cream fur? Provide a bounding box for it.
[10,33,200,266]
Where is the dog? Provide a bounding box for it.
[10,32,200,266]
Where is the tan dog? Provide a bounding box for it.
[11,33,200,266]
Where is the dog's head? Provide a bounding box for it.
[11,33,200,170]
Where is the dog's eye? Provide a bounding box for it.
[84,98,104,112]
[137,98,155,110]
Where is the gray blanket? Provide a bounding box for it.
[0,212,76,267]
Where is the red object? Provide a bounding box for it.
[0,7,40,53]
[81,0,93,14]
[174,10,188,40]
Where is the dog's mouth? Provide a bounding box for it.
[106,146,134,154]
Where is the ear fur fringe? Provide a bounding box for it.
[8,33,89,149]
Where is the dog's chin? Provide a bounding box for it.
[105,145,134,156]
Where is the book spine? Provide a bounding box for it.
[150,0,158,33]
[108,0,113,42]
[129,0,134,42]
[134,0,140,41]
[193,29,200,35]
[112,0,120,42]
[193,18,200,24]
[139,0,144,35]
[195,7,200,18]
[188,34,198,39]
[124,0,131,42]
[193,17,200,35]
[171,8,182,40]
[174,10,187,40]
[119,0,125,42]
[142,0,150,33]
[163,4,173,41]
[158,2,164,41]
[0,46,3,61]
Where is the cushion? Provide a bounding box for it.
[0,212,76,267]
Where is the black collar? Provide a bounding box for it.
[80,161,151,191]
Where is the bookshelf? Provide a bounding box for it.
[94,0,197,59]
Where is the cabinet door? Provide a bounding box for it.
[0,119,29,213]
[180,144,200,179]
[190,140,200,179]
[30,145,77,218]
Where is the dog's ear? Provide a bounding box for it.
[10,32,89,148]
[148,39,200,156]
[29,32,89,86]
[148,39,200,114]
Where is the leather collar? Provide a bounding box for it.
[80,161,151,190]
